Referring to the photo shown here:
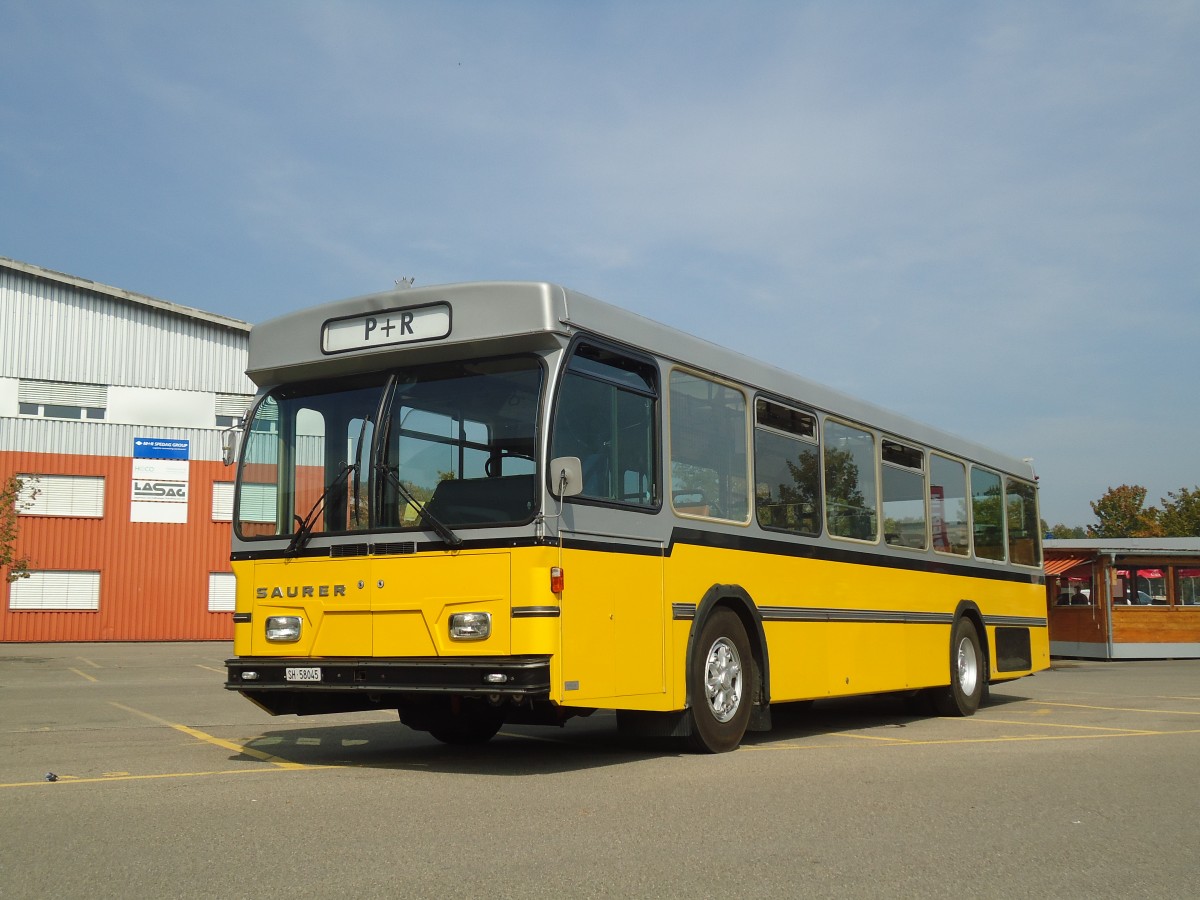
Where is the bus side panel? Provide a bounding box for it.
[664,542,1048,707]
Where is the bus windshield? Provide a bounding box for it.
[235,356,543,540]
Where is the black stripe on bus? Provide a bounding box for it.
[511,606,561,618]
[232,528,1046,589]
[673,603,1046,629]
[665,528,1045,587]
[982,615,1048,628]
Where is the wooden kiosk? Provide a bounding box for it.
[1045,538,1200,659]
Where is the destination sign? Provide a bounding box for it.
[322,302,452,354]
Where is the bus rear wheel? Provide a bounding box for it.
[933,617,984,717]
[686,608,753,753]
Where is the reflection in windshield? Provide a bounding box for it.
[235,357,542,540]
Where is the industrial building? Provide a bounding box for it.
[1,257,254,641]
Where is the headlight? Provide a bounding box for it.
[265,615,302,642]
[449,612,491,641]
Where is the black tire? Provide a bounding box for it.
[685,607,753,753]
[932,617,985,717]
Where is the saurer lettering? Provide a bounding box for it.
[256,584,347,599]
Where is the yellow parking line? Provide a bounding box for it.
[195,664,226,675]
[0,766,332,790]
[109,702,308,768]
[76,657,102,669]
[68,668,98,683]
[970,716,1157,735]
[1035,701,1200,717]
[881,729,1200,747]
[841,732,913,743]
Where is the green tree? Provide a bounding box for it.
[1046,522,1087,539]
[1088,484,1164,538]
[2,474,35,583]
[1159,486,1200,537]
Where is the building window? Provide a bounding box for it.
[212,482,235,522]
[17,475,105,518]
[208,573,236,612]
[215,393,252,429]
[1176,568,1200,606]
[9,571,101,611]
[18,380,107,420]
[1114,568,1168,605]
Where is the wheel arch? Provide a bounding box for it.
[687,584,771,716]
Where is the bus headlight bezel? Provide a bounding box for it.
[265,615,302,642]
[449,612,491,641]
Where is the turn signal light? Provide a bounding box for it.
[550,566,564,594]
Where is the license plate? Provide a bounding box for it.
[285,667,321,682]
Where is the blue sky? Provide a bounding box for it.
[3,1,1197,527]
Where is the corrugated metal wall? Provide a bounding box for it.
[1,450,235,642]
[0,264,254,394]
[1,417,226,459]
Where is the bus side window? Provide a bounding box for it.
[971,467,1006,561]
[824,419,878,542]
[669,370,749,523]
[753,398,820,536]
[930,454,969,556]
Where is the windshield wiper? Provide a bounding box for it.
[286,462,356,555]
[378,466,462,548]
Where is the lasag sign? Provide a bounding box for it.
[130,438,190,523]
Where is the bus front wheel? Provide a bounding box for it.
[686,607,753,753]
[933,617,984,717]
[403,698,504,745]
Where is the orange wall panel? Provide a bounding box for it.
[2,450,235,642]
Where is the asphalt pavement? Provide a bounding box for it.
[2,643,1198,898]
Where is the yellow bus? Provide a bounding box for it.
[223,282,1048,752]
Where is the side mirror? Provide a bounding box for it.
[220,425,241,467]
[548,456,583,498]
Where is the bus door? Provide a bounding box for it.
[550,341,665,703]
[557,524,665,702]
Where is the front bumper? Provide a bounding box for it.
[225,655,551,696]
[225,655,553,716]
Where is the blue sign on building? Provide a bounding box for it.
[133,438,191,460]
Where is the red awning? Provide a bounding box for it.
[1044,556,1092,576]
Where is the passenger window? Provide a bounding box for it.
[929,454,969,556]
[551,344,658,507]
[882,440,926,550]
[971,467,1006,561]
[1005,478,1041,567]
[824,420,877,541]
[754,399,820,536]
[669,371,749,522]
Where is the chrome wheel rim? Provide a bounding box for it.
[703,637,743,723]
[955,636,979,696]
